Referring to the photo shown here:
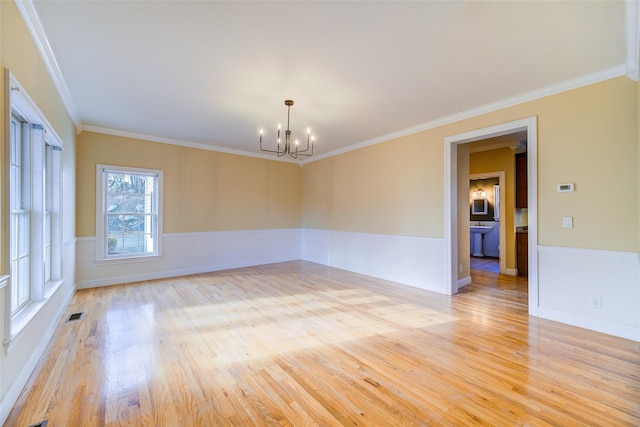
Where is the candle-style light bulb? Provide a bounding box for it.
[307,128,311,135]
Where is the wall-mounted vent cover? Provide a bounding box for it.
[66,312,84,322]
[28,421,48,427]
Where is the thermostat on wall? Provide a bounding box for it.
[557,183,575,193]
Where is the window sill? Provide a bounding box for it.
[4,279,64,354]
[95,253,163,266]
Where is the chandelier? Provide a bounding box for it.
[259,99,314,159]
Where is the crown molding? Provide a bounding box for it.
[14,0,83,131]
[81,125,301,164]
[301,64,626,164]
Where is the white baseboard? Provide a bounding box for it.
[458,276,472,288]
[503,268,518,276]
[538,307,640,342]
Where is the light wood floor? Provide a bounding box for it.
[6,261,640,426]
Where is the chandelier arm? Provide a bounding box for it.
[259,138,284,155]
[291,144,314,157]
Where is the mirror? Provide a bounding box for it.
[471,198,488,215]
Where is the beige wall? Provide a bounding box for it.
[302,131,444,237]
[470,146,517,270]
[302,76,639,253]
[77,132,302,236]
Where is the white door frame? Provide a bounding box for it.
[444,116,538,316]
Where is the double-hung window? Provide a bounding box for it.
[96,165,163,262]
[7,76,63,325]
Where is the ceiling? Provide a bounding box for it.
[30,1,629,161]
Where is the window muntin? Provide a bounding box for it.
[98,165,162,261]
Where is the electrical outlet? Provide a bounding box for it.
[562,216,573,228]
[460,264,463,273]
[589,295,602,309]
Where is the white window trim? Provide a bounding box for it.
[4,70,64,349]
[95,164,164,263]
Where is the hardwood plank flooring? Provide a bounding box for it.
[5,261,639,426]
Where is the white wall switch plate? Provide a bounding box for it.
[562,216,573,228]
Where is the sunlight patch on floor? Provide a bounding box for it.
[162,288,451,365]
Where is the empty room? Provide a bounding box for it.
[1,1,639,425]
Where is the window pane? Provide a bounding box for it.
[124,214,141,234]
[11,214,18,258]
[122,194,143,214]
[11,166,19,208]
[107,235,121,255]
[44,248,51,283]
[44,211,52,283]
[11,120,20,165]
[10,260,18,310]
[107,192,123,214]
[123,235,140,254]
[18,212,29,257]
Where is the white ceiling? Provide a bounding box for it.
[30,1,630,160]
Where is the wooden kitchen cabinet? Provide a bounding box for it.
[515,153,527,208]
[516,232,528,276]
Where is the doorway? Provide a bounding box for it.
[444,117,538,316]
[469,171,506,274]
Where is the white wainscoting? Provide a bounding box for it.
[301,228,447,294]
[538,246,640,341]
[76,229,301,289]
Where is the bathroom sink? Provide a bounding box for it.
[470,226,492,257]
[470,226,492,234]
